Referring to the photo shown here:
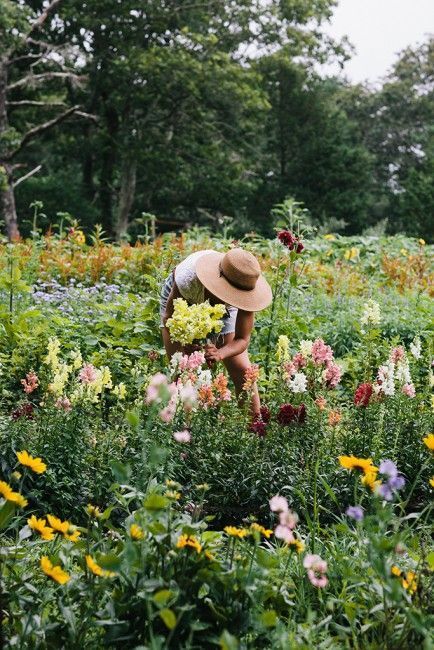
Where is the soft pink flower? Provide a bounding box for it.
[279,509,299,529]
[269,495,289,513]
[303,553,328,588]
[323,362,342,388]
[146,373,169,404]
[390,346,405,364]
[187,351,206,370]
[292,353,307,370]
[79,363,98,384]
[55,396,72,412]
[21,371,39,394]
[402,383,416,398]
[311,339,333,366]
[178,382,197,411]
[307,570,328,588]
[283,362,296,380]
[173,430,191,443]
[274,525,294,543]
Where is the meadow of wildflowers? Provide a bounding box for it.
[0,226,433,648]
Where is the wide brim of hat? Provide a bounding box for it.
[195,252,273,312]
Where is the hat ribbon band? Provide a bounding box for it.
[219,262,255,291]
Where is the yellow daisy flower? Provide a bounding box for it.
[86,504,102,518]
[176,534,202,553]
[130,523,145,540]
[0,480,27,507]
[338,455,377,474]
[85,555,116,578]
[224,526,249,539]
[250,523,273,538]
[402,571,417,595]
[40,556,70,585]
[287,538,305,553]
[423,434,434,451]
[391,565,402,577]
[429,477,434,488]
[28,515,54,541]
[361,469,381,492]
[16,450,47,474]
[47,514,69,535]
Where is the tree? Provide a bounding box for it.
[0,0,86,240]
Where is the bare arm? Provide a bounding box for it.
[204,310,254,362]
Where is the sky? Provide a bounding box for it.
[322,0,434,83]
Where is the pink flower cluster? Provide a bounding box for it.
[79,363,98,384]
[312,339,333,366]
[303,554,328,588]
[269,495,299,543]
[177,351,206,372]
[243,364,260,391]
[55,396,72,412]
[21,371,39,394]
[284,338,342,390]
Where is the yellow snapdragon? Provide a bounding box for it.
[276,335,290,363]
[44,338,61,371]
[167,299,226,345]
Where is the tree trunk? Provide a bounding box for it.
[115,156,137,240]
[0,57,20,240]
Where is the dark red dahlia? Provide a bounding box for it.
[260,405,271,423]
[277,230,296,249]
[11,403,35,421]
[296,241,304,253]
[294,403,306,423]
[249,419,267,438]
[354,382,373,407]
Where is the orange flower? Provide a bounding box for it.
[315,396,327,410]
[328,410,341,426]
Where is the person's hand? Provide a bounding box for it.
[204,343,222,364]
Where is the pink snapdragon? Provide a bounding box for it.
[178,351,206,372]
[55,396,72,412]
[243,364,260,391]
[292,352,307,370]
[146,373,169,404]
[79,363,98,384]
[312,339,333,366]
[303,554,328,588]
[274,525,294,543]
[173,430,191,443]
[402,383,416,398]
[323,362,342,388]
[389,346,405,364]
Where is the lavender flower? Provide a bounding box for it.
[346,505,364,521]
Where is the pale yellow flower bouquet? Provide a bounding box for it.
[166,298,226,345]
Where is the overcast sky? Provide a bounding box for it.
[322,0,434,83]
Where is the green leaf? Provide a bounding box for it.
[0,501,16,530]
[260,610,278,628]
[98,553,121,570]
[126,409,140,429]
[426,551,434,571]
[153,589,173,606]
[219,630,238,650]
[255,547,278,569]
[159,608,176,630]
[110,460,131,484]
[144,494,169,510]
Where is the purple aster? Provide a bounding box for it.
[377,484,393,501]
[346,505,364,521]
[379,459,398,478]
[388,475,405,491]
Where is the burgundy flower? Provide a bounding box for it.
[148,350,159,362]
[260,405,271,423]
[11,403,35,421]
[250,419,267,438]
[277,403,306,425]
[354,382,373,407]
[277,229,304,253]
[296,241,304,253]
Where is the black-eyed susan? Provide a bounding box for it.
[224,526,249,539]
[0,480,27,508]
[391,565,402,577]
[423,434,434,451]
[28,515,54,541]
[130,523,145,540]
[40,556,70,585]
[338,455,377,474]
[16,450,47,474]
[361,469,381,492]
[86,504,102,518]
[287,538,305,553]
[250,523,273,538]
[85,555,116,577]
[176,534,202,553]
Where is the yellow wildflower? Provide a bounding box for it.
[130,523,145,540]
[423,434,434,451]
[47,514,69,535]
[112,382,127,399]
[0,480,27,507]
[324,234,336,241]
[69,349,83,370]
[73,230,86,245]
[205,550,215,561]
[402,571,417,595]
[400,248,407,256]
[85,555,116,577]
[44,337,61,371]
[48,362,71,396]
[338,455,377,474]
[28,515,55,541]
[287,538,305,553]
[429,477,434,488]
[361,469,381,492]
[167,298,225,345]
[16,450,47,474]
[65,527,81,543]
[40,556,70,585]
[224,526,249,539]
[86,504,102,518]
[344,247,359,261]
[391,565,402,577]
[165,490,181,500]
[176,534,202,553]
[276,335,290,363]
[250,523,273,538]
[418,238,425,246]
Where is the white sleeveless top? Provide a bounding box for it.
[174,250,214,305]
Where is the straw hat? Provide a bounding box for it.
[195,248,272,312]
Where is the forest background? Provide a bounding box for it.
[0,0,433,241]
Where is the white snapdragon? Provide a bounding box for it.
[361,299,381,328]
[288,372,308,393]
[395,361,411,385]
[377,361,395,396]
[299,340,313,358]
[409,337,421,360]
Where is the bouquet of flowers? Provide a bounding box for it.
[166,298,226,346]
